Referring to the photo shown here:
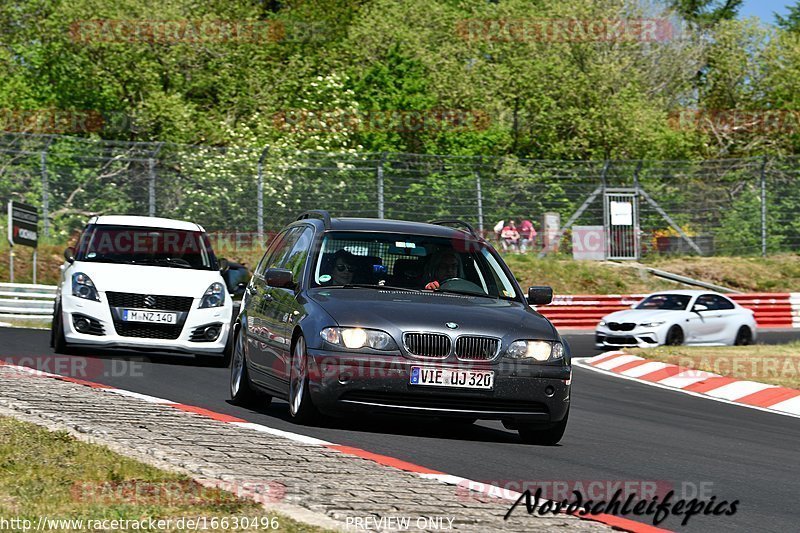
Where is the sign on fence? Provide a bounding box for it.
[6,201,39,283]
[7,201,38,248]
[572,226,606,260]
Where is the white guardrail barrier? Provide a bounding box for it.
[0,283,56,323]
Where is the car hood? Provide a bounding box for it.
[308,288,558,340]
[72,261,225,298]
[603,308,685,324]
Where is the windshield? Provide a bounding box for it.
[635,294,692,310]
[76,225,216,270]
[311,231,518,300]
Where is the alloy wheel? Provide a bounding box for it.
[289,336,308,417]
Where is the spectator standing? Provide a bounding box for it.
[519,219,537,253]
[493,220,504,243]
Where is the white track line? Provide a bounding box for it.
[619,361,668,378]
[104,388,178,404]
[231,422,332,446]
[574,357,800,420]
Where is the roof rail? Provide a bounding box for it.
[296,210,332,229]
[427,219,480,239]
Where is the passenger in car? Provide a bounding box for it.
[327,250,358,285]
[424,250,463,290]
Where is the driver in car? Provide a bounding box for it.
[424,250,462,290]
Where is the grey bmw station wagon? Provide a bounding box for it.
[230,211,571,445]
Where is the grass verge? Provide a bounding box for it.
[0,317,50,329]
[627,342,800,389]
[0,416,327,532]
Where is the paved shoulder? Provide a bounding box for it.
[0,363,609,532]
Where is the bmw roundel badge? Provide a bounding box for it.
[446,322,459,329]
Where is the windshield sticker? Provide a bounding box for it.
[394,241,417,248]
[319,274,332,282]
[87,252,96,258]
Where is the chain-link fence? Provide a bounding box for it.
[1,132,798,257]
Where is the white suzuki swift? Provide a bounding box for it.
[51,215,233,366]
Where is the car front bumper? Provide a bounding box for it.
[61,293,232,355]
[594,326,664,349]
[306,349,571,424]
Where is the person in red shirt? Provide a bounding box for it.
[519,219,537,253]
[500,220,520,252]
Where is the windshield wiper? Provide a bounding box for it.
[86,256,137,265]
[328,283,420,292]
[147,258,194,269]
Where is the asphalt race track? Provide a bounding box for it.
[2,328,799,533]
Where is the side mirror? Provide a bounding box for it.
[265,267,294,289]
[218,258,229,272]
[527,286,553,306]
[64,247,75,263]
[234,282,247,295]
[693,304,708,313]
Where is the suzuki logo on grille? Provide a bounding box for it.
[446,322,459,329]
[143,295,156,308]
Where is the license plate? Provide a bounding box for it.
[410,366,494,390]
[122,310,177,324]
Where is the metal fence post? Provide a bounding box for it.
[147,142,164,217]
[257,147,269,242]
[148,158,156,217]
[377,152,386,219]
[40,141,51,238]
[760,155,768,257]
[475,169,484,234]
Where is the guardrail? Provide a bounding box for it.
[0,283,56,323]
[539,293,800,330]
[1,283,798,330]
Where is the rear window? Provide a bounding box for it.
[76,225,217,270]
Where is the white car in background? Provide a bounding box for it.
[595,290,757,348]
[51,215,233,366]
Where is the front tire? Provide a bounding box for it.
[734,326,753,346]
[230,327,264,407]
[197,327,234,368]
[52,307,71,354]
[518,408,569,446]
[288,335,319,424]
[665,325,684,346]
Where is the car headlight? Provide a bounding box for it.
[598,320,607,327]
[506,340,564,362]
[320,327,398,351]
[72,272,100,301]
[640,321,665,328]
[199,282,225,308]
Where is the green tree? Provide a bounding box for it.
[776,2,800,32]
[667,0,743,26]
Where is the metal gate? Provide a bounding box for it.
[604,189,640,260]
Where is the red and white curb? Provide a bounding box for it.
[0,360,666,533]
[575,352,800,419]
